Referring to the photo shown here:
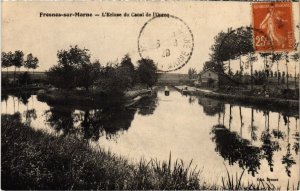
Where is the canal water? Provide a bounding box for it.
[1,87,299,187]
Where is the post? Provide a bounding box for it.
[286,58,289,89]
[250,57,253,91]
[277,61,280,86]
[294,65,297,90]
[251,108,254,144]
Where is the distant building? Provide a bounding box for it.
[198,69,239,89]
[198,69,219,88]
[157,73,189,85]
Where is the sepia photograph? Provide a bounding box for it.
[1,0,299,190]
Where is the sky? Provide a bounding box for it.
[2,1,299,74]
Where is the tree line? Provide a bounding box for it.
[1,51,39,86]
[47,45,158,94]
[202,26,299,90]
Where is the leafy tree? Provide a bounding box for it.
[283,52,290,89]
[188,68,197,79]
[47,45,94,90]
[290,44,299,89]
[246,52,257,91]
[24,53,39,75]
[202,60,223,73]
[210,26,254,76]
[99,63,122,95]
[119,54,135,87]
[136,58,157,88]
[77,60,101,92]
[12,50,24,86]
[1,51,14,79]
[271,53,283,85]
[98,61,134,96]
[260,53,272,90]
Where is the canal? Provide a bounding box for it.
[1,87,299,187]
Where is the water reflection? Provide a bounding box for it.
[45,106,77,136]
[43,92,158,141]
[281,117,296,177]
[211,124,261,176]
[198,97,225,116]
[260,130,280,172]
[44,105,137,141]
[208,99,299,179]
[1,89,299,187]
[137,92,158,116]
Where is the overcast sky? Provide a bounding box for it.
[2,1,299,74]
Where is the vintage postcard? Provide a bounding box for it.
[1,0,299,190]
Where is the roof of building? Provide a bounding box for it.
[199,68,218,75]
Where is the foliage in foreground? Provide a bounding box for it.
[1,114,200,190]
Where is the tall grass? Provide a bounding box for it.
[221,165,299,190]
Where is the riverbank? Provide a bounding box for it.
[174,86,299,114]
[2,84,46,94]
[1,114,202,190]
[36,87,153,108]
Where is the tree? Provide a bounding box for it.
[1,51,13,80]
[99,62,128,95]
[24,53,39,75]
[246,52,257,91]
[188,68,197,79]
[18,72,31,86]
[202,60,223,73]
[284,52,290,89]
[260,53,272,91]
[12,50,24,86]
[47,45,95,90]
[271,53,283,85]
[210,26,254,76]
[119,54,135,87]
[136,58,157,88]
[290,44,299,89]
[77,60,101,92]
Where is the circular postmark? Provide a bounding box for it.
[138,15,194,72]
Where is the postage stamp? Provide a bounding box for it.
[252,2,294,52]
[138,15,194,72]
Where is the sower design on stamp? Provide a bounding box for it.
[252,2,294,52]
[138,15,194,72]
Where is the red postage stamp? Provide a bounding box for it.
[252,2,294,52]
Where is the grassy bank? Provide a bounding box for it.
[205,92,299,110]
[37,88,153,108]
[174,86,299,115]
[1,114,201,190]
[37,88,126,107]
